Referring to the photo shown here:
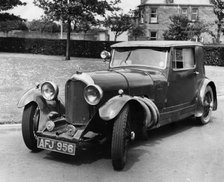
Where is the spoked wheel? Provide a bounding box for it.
[197,86,214,125]
[22,103,41,152]
[111,104,132,171]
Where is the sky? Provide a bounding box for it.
[8,0,140,21]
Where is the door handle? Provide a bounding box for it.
[194,71,199,75]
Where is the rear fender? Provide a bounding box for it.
[195,78,217,117]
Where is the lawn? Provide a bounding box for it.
[0,53,223,124]
[0,53,108,124]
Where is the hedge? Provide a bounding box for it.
[204,45,224,66]
[1,37,224,66]
[0,37,117,58]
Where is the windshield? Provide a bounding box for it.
[110,48,169,69]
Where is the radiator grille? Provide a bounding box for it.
[65,80,90,125]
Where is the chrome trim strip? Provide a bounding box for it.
[71,72,94,85]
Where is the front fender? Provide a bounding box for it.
[99,95,132,121]
[18,87,65,114]
[17,87,45,109]
[99,95,159,127]
[18,87,65,131]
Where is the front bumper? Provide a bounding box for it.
[36,117,106,153]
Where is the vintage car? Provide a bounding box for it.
[18,41,217,171]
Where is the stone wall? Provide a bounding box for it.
[140,4,219,43]
[145,6,179,39]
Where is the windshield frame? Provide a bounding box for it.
[109,47,169,70]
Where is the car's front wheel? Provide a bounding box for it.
[22,103,41,152]
[197,86,214,125]
[111,104,131,171]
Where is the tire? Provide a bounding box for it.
[111,104,131,171]
[22,103,41,152]
[196,86,214,125]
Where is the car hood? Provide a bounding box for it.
[89,69,154,96]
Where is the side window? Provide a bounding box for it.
[173,48,195,70]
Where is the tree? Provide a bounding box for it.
[0,0,26,20]
[188,20,209,41]
[210,0,224,43]
[163,15,190,40]
[73,17,98,40]
[0,13,23,21]
[104,13,133,41]
[128,25,145,40]
[28,17,60,33]
[0,20,28,35]
[34,0,121,60]
[0,0,26,34]
[164,15,212,42]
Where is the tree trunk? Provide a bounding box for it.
[114,33,118,41]
[217,21,221,44]
[84,32,86,40]
[60,20,63,39]
[66,19,71,60]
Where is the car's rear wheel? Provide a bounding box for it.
[111,104,131,171]
[197,86,214,125]
[22,103,41,152]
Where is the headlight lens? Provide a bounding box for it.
[100,50,111,59]
[84,84,103,105]
[41,81,59,101]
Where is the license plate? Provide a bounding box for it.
[37,137,76,155]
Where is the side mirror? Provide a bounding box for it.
[100,50,111,62]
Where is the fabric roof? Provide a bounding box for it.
[111,41,202,48]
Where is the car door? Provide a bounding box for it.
[166,47,197,109]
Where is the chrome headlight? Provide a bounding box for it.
[100,50,111,59]
[84,84,103,105]
[41,81,59,101]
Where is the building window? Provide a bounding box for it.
[181,8,188,17]
[150,31,157,40]
[191,8,198,21]
[166,0,174,3]
[150,8,158,23]
[181,7,198,22]
[172,48,195,69]
[139,9,144,24]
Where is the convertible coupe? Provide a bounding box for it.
[18,41,217,171]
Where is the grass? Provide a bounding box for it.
[0,53,223,124]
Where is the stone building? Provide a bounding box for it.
[136,0,217,43]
